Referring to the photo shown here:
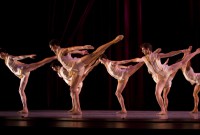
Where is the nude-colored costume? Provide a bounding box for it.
[5,56,26,78]
[106,61,127,80]
[142,53,171,83]
[57,66,83,89]
[182,66,200,85]
[57,49,85,76]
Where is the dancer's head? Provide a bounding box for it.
[50,61,61,72]
[49,39,61,53]
[0,48,8,59]
[140,43,152,55]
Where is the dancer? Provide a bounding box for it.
[180,47,200,113]
[0,48,56,114]
[99,54,144,114]
[49,35,124,114]
[51,59,100,113]
[131,43,200,115]
[98,48,162,114]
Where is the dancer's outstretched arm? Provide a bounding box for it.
[70,50,89,55]
[11,54,36,60]
[158,46,192,59]
[61,45,94,54]
[130,48,162,63]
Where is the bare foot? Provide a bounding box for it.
[18,110,28,114]
[116,110,127,114]
[158,114,168,120]
[157,111,167,115]
[68,109,76,114]
[190,109,198,113]
[71,110,82,115]
[114,35,124,43]
[68,108,74,112]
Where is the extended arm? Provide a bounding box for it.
[61,45,94,54]
[112,59,135,65]
[131,57,143,63]
[70,50,89,55]
[11,54,36,60]
[158,49,184,58]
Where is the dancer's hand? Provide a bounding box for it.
[29,54,36,59]
[196,48,200,53]
[182,46,192,53]
[84,45,94,50]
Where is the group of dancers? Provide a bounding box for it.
[0,35,199,115]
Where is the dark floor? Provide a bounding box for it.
[0,110,199,134]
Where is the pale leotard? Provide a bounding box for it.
[182,66,200,85]
[142,53,171,83]
[57,49,85,75]
[106,61,127,81]
[57,66,83,88]
[5,56,25,78]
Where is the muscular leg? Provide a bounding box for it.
[162,71,177,112]
[81,59,100,81]
[69,60,99,114]
[168,48,200,74]
[115,63,143,114]
[69,62,98,113]
[155,80,168,115]
[163,87,170,112]
[115,78,129,114]
[70,73,83,115]
[191,84,200,113]
[18,72,30,114]
[126,62,144,76]
[68,36,124,115]
[69,86,82,113]
[68,91,74,112]
[79,35,124,66]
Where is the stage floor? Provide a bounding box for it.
[0,110,199,134]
